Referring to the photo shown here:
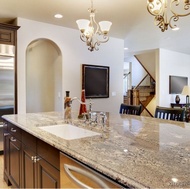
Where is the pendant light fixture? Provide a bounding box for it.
[147,0,190,32]
[76,0,112,51]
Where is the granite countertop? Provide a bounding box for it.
[3,112,190,188]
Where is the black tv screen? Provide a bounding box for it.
[82,64,109,98]
[169,75,188,94]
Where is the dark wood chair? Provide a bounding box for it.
[119,104,141,115]
[154,106,185,121]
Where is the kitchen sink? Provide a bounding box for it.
[39,124,100,140]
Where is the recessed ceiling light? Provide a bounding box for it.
[124,48,128,50]
[54,14,63,19]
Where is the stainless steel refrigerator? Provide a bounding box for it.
[0,45,15,154]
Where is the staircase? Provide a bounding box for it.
[138,86,155,117]
[124,86,155,117]
[123,55,156,117]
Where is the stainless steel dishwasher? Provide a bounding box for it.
[60,152,123,188]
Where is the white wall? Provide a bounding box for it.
[136,51,156,80]
[157,48,190,107]
[125,56,147,87]
[16,18,124,114]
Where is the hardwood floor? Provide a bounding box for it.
[0,155,11,189]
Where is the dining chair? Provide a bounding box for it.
[154,106,185,121]
[119,104,141,115]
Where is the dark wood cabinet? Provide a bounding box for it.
[22,144,37,188]
[36,138,60,188]
[37,139,60,170]
[0,28,14,45]
[21,130,60,188]
[37,158,60,188]
[3,123,11,186]
[0,23,19,46]
[3,121,60,189]
[9,134,22,188]
[22,134,37,188]
[21,130,37,188]
[3,121,22,188]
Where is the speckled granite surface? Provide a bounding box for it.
[3,112,190,188]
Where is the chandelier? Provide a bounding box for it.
[76,0,112,51]
[147,0,190,32]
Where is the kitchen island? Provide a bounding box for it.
[2,111,190,188]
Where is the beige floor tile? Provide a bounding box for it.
[0,155,11,189]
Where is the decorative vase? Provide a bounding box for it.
[78,89,87,118]
[175,95,180,104]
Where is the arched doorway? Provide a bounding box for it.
[26,39,62,113]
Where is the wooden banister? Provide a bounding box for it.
[134,74,149,89]
[134,55,155,83]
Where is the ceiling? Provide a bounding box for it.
[0,0,190,58]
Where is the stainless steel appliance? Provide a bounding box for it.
[60,152,123,188]
[0,44,15,154]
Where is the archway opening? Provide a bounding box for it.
[26,39,62,113]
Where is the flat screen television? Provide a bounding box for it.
[169,75,188,94]
[82,64,109,98]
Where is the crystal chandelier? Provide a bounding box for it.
[147,0,190,32]
[76,0,112,51]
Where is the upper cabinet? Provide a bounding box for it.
[0,23,19,45]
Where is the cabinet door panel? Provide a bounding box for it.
[3,132,11,185]
[37,158,60,189]
[22,145,37,188]
[3,133,9,173]
[0,28,14,45]
[9,136,21,188]
[37,139,59,170]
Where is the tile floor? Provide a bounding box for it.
[0,155,11,188]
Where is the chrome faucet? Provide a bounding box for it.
[99,112,107,126]
[65,97,106,127]
[65,97,93,123]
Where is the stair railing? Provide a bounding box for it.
[126,55,156,117]
[134,74,149,90]
[134,55,155,83]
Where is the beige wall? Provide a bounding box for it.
[26,39,62,113]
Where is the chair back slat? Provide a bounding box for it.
[154,106,185,121]
[119,104,141,115]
